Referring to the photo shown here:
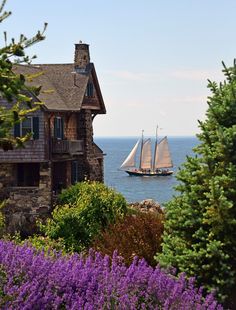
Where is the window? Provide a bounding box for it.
[86,82,94,97]
[54,117,64,139]
[14,116,39,140]
[17,163,40,187]
[21,117,32,136]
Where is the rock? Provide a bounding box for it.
[129,199,163,215]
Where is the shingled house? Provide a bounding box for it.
[0,43,106,235]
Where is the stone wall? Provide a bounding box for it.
[1,162,52,236]
[77,109,104,182]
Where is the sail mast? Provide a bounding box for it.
[139,130,144,169]
[152,125,158,171]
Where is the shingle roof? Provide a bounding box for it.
[13,63,98,112]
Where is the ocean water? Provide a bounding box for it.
[95,137,199,205]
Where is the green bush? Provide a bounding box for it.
[3,233,67,255]
[24,235,67,254]
[42,181,128,252]
[92,211,164,266]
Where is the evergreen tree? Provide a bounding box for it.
[0,0,47,150]
[157,61,236,304]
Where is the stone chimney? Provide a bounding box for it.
[74,42,90,70]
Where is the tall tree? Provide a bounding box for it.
[0,0,47,150]
[157,61,236,305]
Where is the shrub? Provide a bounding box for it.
[157,61,236,305]
[42,181,128,252]
[0,240,222,309]
[93,211,164,266]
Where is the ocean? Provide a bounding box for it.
[95,137,199,205]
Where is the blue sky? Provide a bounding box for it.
[3,0,236,136]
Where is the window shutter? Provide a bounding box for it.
[14,123,20,137]
[33,117,39,140]
[90,83,93,96]
[61,118,64,139]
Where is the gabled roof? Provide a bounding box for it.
[13,63,106,113]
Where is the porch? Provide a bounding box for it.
[51,139,84,155]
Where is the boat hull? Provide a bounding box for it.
[125,169,173,176]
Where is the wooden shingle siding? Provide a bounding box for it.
[0,99,46,162]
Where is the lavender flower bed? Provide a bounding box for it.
[0,241,222,309]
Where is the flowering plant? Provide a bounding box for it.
[0,240,222,309]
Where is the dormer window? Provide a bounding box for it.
[86,82,94,97]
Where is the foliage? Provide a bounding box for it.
[1,229,68,255]
[42,181,128,252]
[0,0,47,150]
[93,211,164,266]
[157,61,236,304]
[12,234,67,255]
[24,235,67,254]
[0,201,5,237]
[0,240,222,309]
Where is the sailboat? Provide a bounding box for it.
[120,128,173,176]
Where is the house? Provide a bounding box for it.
[0,42,106,235]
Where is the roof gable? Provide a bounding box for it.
[81,65,106,114]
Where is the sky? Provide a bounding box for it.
[2,0,236,137]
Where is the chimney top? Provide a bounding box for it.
[74,42,90,71]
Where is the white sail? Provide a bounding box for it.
[140,138,152,169]
[154,136,173,169]
[120,139,140,170]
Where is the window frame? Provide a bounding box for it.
[20,116,33,137]
[14,116,39,140]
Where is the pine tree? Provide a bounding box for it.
[0,0,47,150]
[157,61,236,304]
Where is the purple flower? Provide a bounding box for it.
[0,241,222,309]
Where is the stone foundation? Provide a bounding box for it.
[0,162,52,236]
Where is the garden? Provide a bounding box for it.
[1,0,236,307]
[2,59,236,308]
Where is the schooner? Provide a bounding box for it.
[120,127,173,176]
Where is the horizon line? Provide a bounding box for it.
[94,135,197,138]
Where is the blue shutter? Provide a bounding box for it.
[61,117,64,139]
[54,117,64,139]
[14,123,20,137]
[33,117,39,140]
